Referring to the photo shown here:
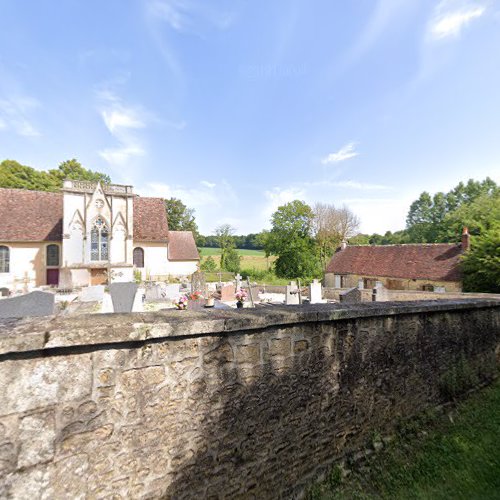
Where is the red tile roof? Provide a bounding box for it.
[325,244,463,282]
[168,231,200,260]
[0,188,63,241]
[133,197,169,242]
[0,189,170,244]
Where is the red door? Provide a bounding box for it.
[46,269,59,286]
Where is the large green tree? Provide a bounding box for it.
[461,224,500,293]
[267,200,321,279]
[0,158,111,192]
[164,197,198,236]
[406,178,498,243]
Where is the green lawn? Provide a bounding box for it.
[310,377,500,499]
[199,247,266,257]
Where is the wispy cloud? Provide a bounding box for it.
[428,1,486,40]
[328,180,390,191]
[321,142,359,165]
[140,178,240,231]
[0,96,41,137]
[146,0,236,32]
[97,91,147,167]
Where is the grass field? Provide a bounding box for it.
[200,247,275,272]
[199,247,266,257]
[309,378,500,499]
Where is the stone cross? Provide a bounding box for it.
[235,273,242,291]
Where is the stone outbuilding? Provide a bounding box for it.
[324,229,470,292]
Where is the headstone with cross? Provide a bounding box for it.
[235,273,242,291]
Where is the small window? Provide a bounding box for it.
[46,244,60,267]
[133,247,144,268]
[422,284,434,292]
[0,246,9,273]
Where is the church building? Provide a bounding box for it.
[0,180,199,291]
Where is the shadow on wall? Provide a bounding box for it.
[159,309,498,499]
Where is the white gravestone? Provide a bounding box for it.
[285,281,300,305]
[309,279,323,304]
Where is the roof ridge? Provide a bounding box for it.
[346,242,460,247]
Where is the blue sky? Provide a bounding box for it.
[1,0,499,235]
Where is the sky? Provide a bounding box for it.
[0,0,499,236]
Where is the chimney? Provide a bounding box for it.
[340,240,347,250]
[461,227,470,252]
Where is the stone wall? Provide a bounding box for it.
[1,300,499,499]
[324,272,462,292]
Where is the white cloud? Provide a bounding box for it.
[97,91,149,167]
[139,179,240,232]
[101,109,145,134]
[321,142,359,164]
[330,180,390,191]
[0,96,41,137]
[262,186,307,222]
[146,0,236,32]
[201,180,216,188]
[99,146,146,166]
[428,1,486,40]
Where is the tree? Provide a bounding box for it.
[215,224,237,271]
[224,248,241,273]
[49,159,111,185]
[164,198,198,236]
[461,224,500,293]
[312,203,360,269]
[267,200,321,279]
[0,158,111,192]
[200,255,217,272]
[406,178,498,243]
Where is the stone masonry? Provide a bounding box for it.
[0,300,499,498]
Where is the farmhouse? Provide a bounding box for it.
[0,180,199,291]
[324,229,470,292]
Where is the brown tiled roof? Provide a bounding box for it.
[0,188,63,241]
[168,231,200,260]
[133,197,169,242]
[325,244,463,282]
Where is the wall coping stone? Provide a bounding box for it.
[0,299,498,357]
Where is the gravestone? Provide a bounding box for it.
[0,287,10,297]
[0,291,55,318]
[372,282,388,302]
[145,284,161,301]
[109,282,138,313]
[191,271,206,296]
[309,279,323,304]
[235,273,242,291]
[165,284,181,301]
[340,287,362,303]
[79,285,105,303]
[58,268,73,290]
[285,281,300,305]
[220,284,236,302]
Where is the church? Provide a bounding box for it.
[0,180,199,291]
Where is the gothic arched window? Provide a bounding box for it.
[46,244,60,267]
[0,246,9,273]
[133,247,144,268]
[90,217,109,261]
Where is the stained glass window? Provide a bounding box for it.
[0,246,9,273]
[46,245,60,267]
[90,218,110,261]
